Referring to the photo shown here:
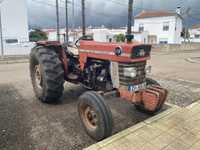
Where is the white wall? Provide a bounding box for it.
[92,28,126,42]
[1,0,29,42]
[189,28,200,43]
[134,31,148,44]
[134,16,182,44]
[0,0,29,55]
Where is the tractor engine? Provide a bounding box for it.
[82,59,113,91]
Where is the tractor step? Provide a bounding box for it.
[67,73,79,80]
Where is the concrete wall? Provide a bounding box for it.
[3,42,35,56]
[152,43,200,52]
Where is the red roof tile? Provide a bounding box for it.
[192,24,200,29]
[135,10,177,19]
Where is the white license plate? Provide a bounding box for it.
[128,83,146,92]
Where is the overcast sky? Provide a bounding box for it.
[27,0,200,29]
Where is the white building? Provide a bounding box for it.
[0,0,30,55]
[189,24,200,43]
[133,10,183,44]
[92,28,126,43]
[44,27,127,43]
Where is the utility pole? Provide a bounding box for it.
[127,0,133,35]
[0,0,4,56]
[65,0,69,43]
[72,0,75,41]
[56,0,60,42]
[81,0,86,36]
[127,0,134,42]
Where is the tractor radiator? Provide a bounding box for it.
[118,61,146,86]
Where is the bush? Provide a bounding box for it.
[114,34,125,42]
[29,29,48,42]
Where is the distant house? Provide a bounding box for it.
[92,28,126,43]
[189,24,200,43]
[133,10,183,44]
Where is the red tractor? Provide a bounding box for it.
[29,0,167,141]
[29,37,167,141]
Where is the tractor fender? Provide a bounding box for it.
[35,41,69,77]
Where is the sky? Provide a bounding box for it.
[27,0,200,29]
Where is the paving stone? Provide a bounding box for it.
[189,140,200,150]
[125,133,147,148]
[163,145,177,150]
[111,138,135,150]
[168,138,191,150]
[150,133,175,149]
[167,126,186,138]
[138,143,159,150]
[133,125,163,141]
[85,144,100,150]
[179,132,200,146]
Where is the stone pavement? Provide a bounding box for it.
[85,102,200,150]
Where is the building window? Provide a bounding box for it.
[6,39,18,44]
[163,22,169,31]
[159,38,168,44]
[139,24,144,32]
[195,34,200,39]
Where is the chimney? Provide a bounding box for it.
[176,6,181,15]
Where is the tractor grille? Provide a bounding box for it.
[118,61,146,86]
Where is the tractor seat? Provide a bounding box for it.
[67,46,79,56]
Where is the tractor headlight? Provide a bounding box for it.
[123,67,137,78]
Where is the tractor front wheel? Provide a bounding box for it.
[78,91,113,141]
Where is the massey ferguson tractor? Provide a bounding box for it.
[29,0,168,141]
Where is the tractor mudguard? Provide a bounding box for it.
[36,41,69,77]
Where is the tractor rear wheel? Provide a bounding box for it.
[135,78,162,114]
[78,91,113,141]
[30,47,64,103]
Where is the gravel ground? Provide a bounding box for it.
[156,78,200,107]
[0,80,160,150]
[1,49,200,150]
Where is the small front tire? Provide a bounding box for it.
[78,91,113,141]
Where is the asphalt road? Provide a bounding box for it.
[0,50,200,150]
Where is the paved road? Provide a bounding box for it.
[0,50,200,150]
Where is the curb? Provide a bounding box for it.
[84,104,179,150]
[185,57,200,64]
[0,59,29,64]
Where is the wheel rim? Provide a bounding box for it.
[80,104,98,130]
[35,65,43,89]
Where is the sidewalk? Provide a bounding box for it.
[0,56,29,64]
[85,102,200,150]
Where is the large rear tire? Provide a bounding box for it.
[30,46,64,103]
[78,91,113,141]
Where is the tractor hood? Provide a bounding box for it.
[79,40,151,62]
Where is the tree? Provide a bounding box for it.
[114,34,125,42]
[29,29,48,42]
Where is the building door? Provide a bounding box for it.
[148,35,157,44]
